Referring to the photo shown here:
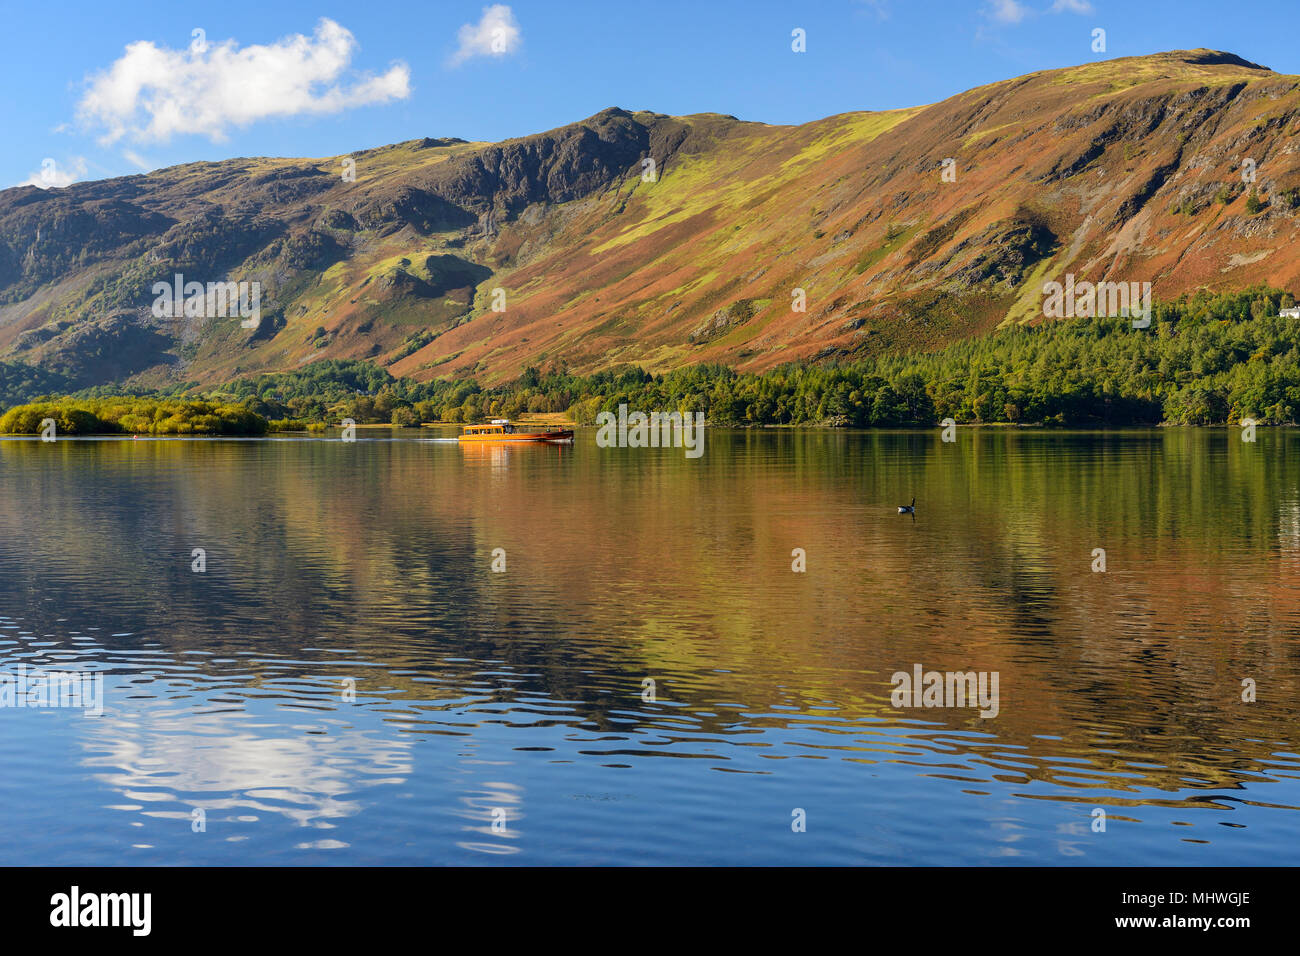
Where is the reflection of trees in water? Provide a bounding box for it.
[1,430,1299,811]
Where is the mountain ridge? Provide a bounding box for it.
[2,48,1298,390]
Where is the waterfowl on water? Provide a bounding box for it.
[898,497,915,514]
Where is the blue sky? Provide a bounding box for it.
[3,0,1297,189]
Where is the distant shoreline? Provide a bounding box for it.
[2,416,1288,437]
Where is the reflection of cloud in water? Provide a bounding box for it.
[79,712,413,831]
[455,781,523,855]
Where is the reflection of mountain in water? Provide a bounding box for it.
[2,429,1300,851]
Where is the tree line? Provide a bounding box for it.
[0,398,267,435]
[211,286,1300,428]
[3,286,1298,430]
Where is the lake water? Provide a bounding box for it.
[1,427,1298,865]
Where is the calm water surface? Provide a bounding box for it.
[1,427,1299,865]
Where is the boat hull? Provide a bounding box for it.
[457,430,574,444]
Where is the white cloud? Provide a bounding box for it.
[76,18,411,145]
[987,0,1032,22]
[18,157,88,189]
[449,4,522,67]
[984,0,1090,26]
[122,149,155,171]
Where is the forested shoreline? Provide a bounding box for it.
[2,287,1299,432]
